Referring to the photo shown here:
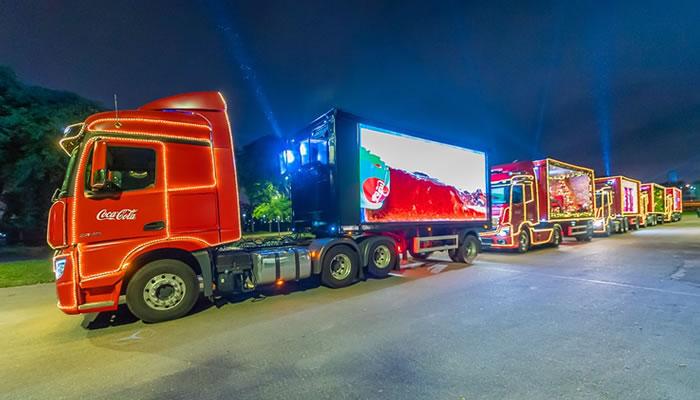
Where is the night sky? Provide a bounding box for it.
[1,1,699,182]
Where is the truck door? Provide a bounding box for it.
[510,184,525,227]
[74,139,167,278]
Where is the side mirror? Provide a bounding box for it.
[90,140,108,191]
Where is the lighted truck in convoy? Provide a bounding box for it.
[641,183,666,225]
[593,176,642,235]
[47,93,489,323]
[480,158,595,253]
[664,186,683,222]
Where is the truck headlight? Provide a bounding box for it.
[54,259,66,280]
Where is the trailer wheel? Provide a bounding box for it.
[623,218,629,232]
[453,235,480,264]
[604,221,613,237]
[516,230,530,253]
[551,226,562,247]
[631,218,640,230]
[321,245,359,288]
[126,259,199,323]
[367,238,397,278]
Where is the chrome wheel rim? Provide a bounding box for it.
[330,254,352,280]
[143,273,186,310]
[373,245,392,269]
[466,241,477,261]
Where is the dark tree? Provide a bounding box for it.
[0,66,103,244]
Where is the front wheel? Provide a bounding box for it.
[126,259,199,323]
[321,245,359,288]
[516,230,530,253]
[550,227,562,247]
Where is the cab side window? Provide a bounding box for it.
[106,146,156,191]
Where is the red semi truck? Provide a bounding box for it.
[480,158,596,253]
[664,187,683,222]
[47,92,489,323]
[593,176,642,235]
[640,183,666,225]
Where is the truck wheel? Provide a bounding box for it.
[551,227,562,247]
[623,219,629,232]
[604,221,612,237]
[453,235,480,264]
[367,239,397,278]
[516,230,530,253]
[631,218,640,230]
[448,249,459,262]
[321,245,358,288]
[126,259,199,323]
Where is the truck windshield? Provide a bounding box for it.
[58,147,79,198]
[491,186,510,205]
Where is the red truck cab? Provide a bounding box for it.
[480,158,595,252]
[47,92,241,317]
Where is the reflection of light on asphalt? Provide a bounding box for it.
[428,264,448,274]
[633,228,700,236]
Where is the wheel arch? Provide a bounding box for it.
[120,240,208,294]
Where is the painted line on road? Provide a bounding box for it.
[483,265,700,298]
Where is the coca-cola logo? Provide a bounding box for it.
[363,177,390,205]
[96,208,138,221]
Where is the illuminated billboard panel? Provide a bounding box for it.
[547,161,595,219]
[359,125,487,223]
[621,179,639,214]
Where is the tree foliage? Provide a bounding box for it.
[0,66,103,244]
[251,182,291,232]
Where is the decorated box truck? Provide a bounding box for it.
[480,158,595,253]
[664,186,683,222]
[593,176,642,235]
[47,93,489,323]
[641,183,666,225]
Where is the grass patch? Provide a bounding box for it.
[0,258,54,288]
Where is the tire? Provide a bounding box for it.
[631,218,640,230]
[604,221,612,237]
[366,238,397,278]
[452,235,480,264]
[516,230,530,253]
[623,218,629,232]
[551,226,562,247]
[320,245,359,288]
[126,259,199,323]
[448,249,459,262]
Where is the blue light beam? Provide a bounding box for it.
[204,0,282,137]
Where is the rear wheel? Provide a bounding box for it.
[452,235,480,264]
[517,230,530,253]
[321,245,359,288]
[631,218,640,230]
[366,238,397,278]
[604,221,612,237]
[126,259,199,323]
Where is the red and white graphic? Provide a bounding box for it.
[96,208,138,221]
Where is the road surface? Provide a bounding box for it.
[1,217,699,399]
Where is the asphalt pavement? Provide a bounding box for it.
[1,217,699,400]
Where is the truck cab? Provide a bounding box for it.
[47,92,241,319]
